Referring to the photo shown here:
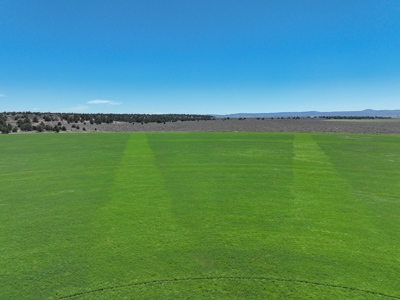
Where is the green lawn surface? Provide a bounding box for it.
[1,132,400,299]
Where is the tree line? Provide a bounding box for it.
[1,112,215,134]
[318,116,391,119]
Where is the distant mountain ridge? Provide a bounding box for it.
[214,109,400,118]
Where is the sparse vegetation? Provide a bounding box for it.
[0,112,216,134]
[319,116,391,119]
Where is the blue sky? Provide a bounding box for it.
[1,0,399,114]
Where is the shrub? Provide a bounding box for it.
[1,126,10,134]
[20,123,33,131]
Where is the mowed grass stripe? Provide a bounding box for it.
[290,133,366,251]
[313,134,400,295]
[147,133,296,277]
[287,134,399,296]
[88,133,190,290]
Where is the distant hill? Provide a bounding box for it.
[214,109,400,118]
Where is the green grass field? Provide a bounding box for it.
[1,132,400,299]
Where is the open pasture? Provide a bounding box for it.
[1,132,400,299]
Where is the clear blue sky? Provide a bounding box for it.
[1,0,399,114]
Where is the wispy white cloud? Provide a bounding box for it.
[0,94,6,97]
[88,99,122,105]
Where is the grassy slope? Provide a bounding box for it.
[0,132,399,299]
